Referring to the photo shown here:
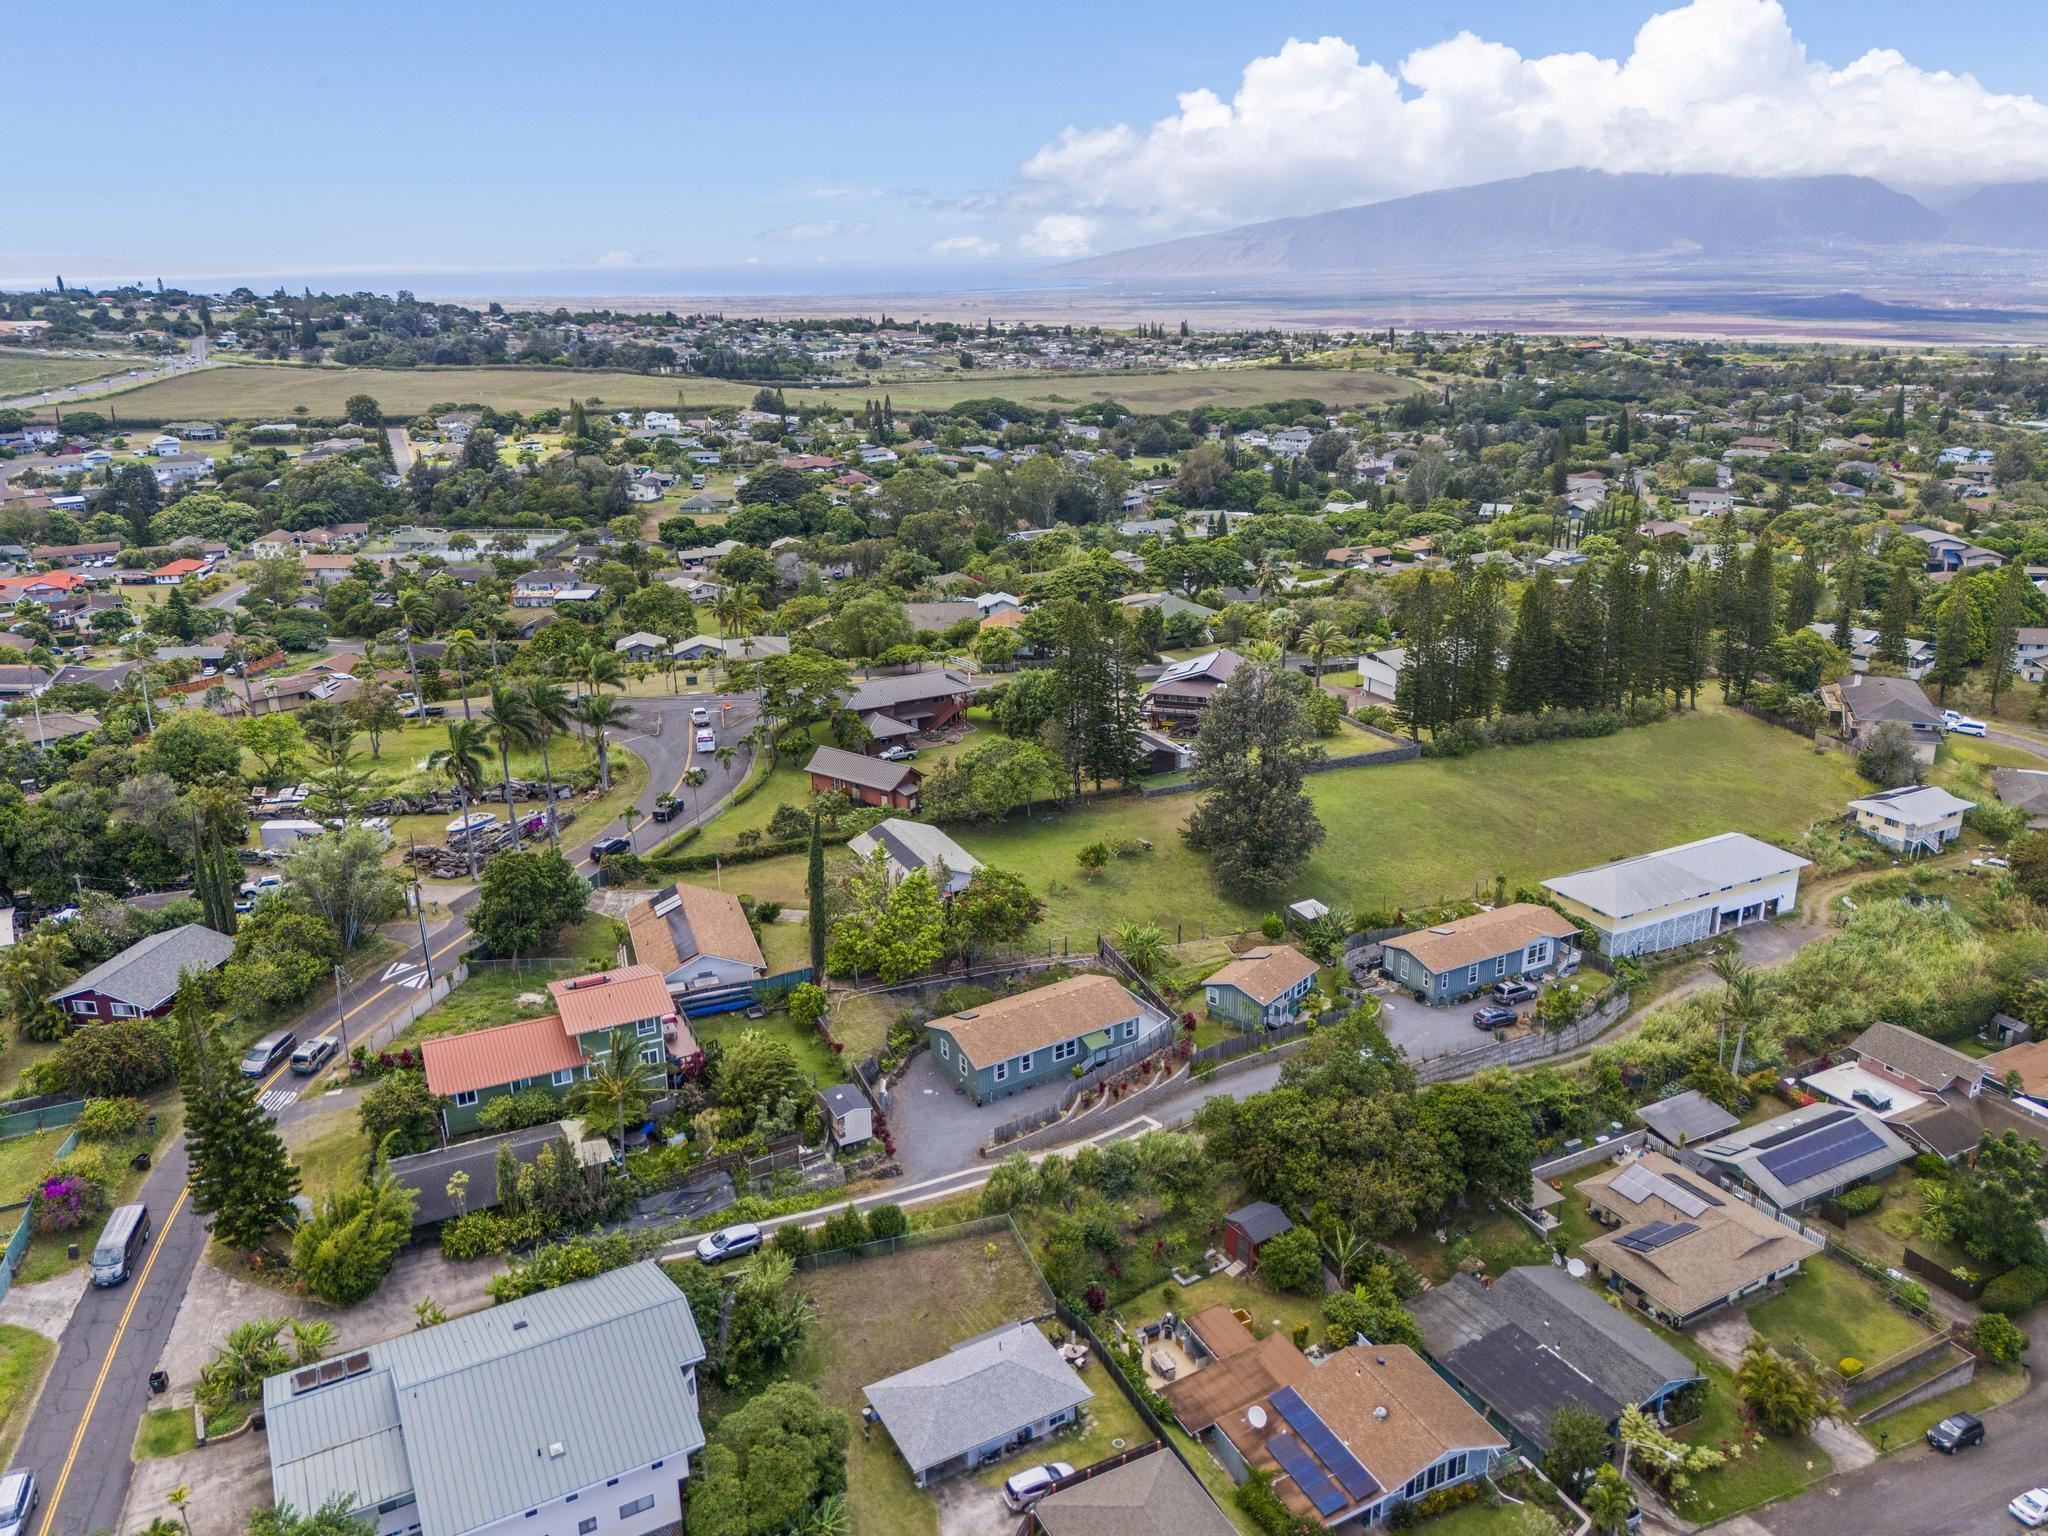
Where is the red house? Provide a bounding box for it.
[806,745,921,809]
[53,923,237,1021]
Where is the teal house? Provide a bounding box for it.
[1379,904,1580,1005]
[927,973,1166,1105]
[1202,944,1319,1031]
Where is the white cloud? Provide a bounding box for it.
[1019,215,1099,258]
[1016,0,2048,238]
[593,250,641,268]
[930,235,1003,257]
[755,219,875,242]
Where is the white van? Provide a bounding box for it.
[1002,1463,1074,1511]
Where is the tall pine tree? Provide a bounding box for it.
[176,981,300,1250]
[1503,569,1561,714]
[1986,561,2029,713]
[1874,561,1916,668]
[806,810,826,979]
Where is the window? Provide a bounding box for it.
[1467,964,1479,985]
[578,1522,597,1535]
[1528,940,1548,966]
[1018,1053,1032,1075]
[1494,955,1507,977]
[640,1046,662,1066]
[937,1038,949,1061]
[993,1061,1008,1084]
[618,1497,654,1520]
[636,1018,660,1038]
[1123,1020,1137,1041]
[510,1077,533,1091]
[111,1002,139,1018]
[1053,1039,1079,1064]
[69,998,98,1016]
[551,1068,576,1087]
[453,1090,478,1108]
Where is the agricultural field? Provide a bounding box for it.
[692,704,1868,944]
[58,359,1418,423]
[0,350,139,395]
[787,1227,1058,1536]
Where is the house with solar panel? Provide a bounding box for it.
[1162,1329,1505,1530]
[262,1263,705,1536]
[1541,833,1810,959]
[1576,1150,1822,1328]
[1410,1266,1704,1455]
[1692,1102,1914,1214]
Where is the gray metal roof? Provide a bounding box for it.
[1847,785,1974,826]
[1411,1268,1699,1449]
[1541,833,1809,921]
[265,1263,705,1536]
[1699,1103,1914,1209]
[844,667,975,712]
[53,922,235,1010]
[1226,1201,1294,1244]
[387,1122,598,1227]
[1636,1089,1740,1147]
[864,1323,1092,1475]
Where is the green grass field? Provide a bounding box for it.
[0,1128,69,1205]
[392,916,623,1046]
[284,1104,373,1204]
[1744,1256,1936,1371]
[58,360,1418,423]
[788,1228,1056,1536]
[0,1325,55,1466]
[133,1405,199,1460]
[693,704,1868,943]
[0,352,140,394]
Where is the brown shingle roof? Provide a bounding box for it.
[1205,945,1317,1006]
[934,973,1145,1069]
[1161,1330,1312,1434]
[1848,1021,1985,1093]
[1383,904,1579,974]
[1986,1037,2048,1097]
[805,744,921,796]
[422,1014,584,1097]
[546,963,674,1039]
[1031,1447,1237,1536]
[625,884,765,976]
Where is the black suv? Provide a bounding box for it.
[590,835,633,858]
[1472,1003,1518,1030]
[1925,1412,1984,1453]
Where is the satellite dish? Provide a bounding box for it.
[1247,1405,1268,1430]
[1566,1258,1588,1279]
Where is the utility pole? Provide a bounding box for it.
[333,963,349,1051]
[409,842,435,989]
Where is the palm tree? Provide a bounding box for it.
[395,590,437,710]
[428,720,489,878]
[443,630,485,722]
[521,678,572,846]
[1112,921,1167,979]
[482,682,539,849]
[1301,618,1345,679]
[573,694,634,793]
[1267,606,1301,672]
[1710,949,1764,1072]
[714,586,764,655]
[1316,1218,1368,1287]
[569,1027,666,1150]
[714,744,737,778]
[682,764,708,822]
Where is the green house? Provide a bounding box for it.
[1201,944,1318,1031]
[926,973,1165,1105]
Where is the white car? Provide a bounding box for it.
[694,1224,762,1264]
[695,728,715,750]
[2012,1489,2048,1528]
[1942,709,1988,737]
[690,706,710,726]
[1002,1463,1074,1511]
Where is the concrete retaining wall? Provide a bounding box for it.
[1853,1350,1976,1425]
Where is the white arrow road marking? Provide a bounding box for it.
[395,970,431,991]
[382,959,421,982]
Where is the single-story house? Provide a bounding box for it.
[624,883,769,1011]
[864,1323,1093,1487]
[613,631,667,661]
[53,923,236,1021]
[1806,623,1934,682]
[1176,1339,1506,1529]
[1992,767,2048,829]
[1635,1089,1738,1153]
[847,818,981,895]
[806,745,922,809]
[1847,784,1973,854]
[1222,1201,1294,1267]
[263,1263,706,1536]
[9,709,99,748]
[1693,1103,1913,1214]
[1163,1308,1312,1438]
[1844,1020,1987,1098]
[1379,904,1580,1005]
[819,1083,872,1149]
[1202,945,1319,1030]
[1986,1037,2048,1110]
[1025,1445,1236,1536]
[1411,1265,1703,1450]
[1822,673,1945,754]
[1141,650,1242,728]
[926,973,1166,1105]
[1542,833,1809,959]
[1578,1150,1821,1326]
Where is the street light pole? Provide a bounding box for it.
[333,963,349,1052]
[409,836,435,989]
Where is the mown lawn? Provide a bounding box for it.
[284,1104,372,1203]
[1859,1360,2028,1445]
[1745,1256,1935,1372]
[1664,1332,1831,1522]
[15,1102,185,1287]
[133,1405,199,1460]
[0,1127,71,1205]
[0,1324,54,1465]
[679,704,1868,944]
[787,1228,1056,1536]
[1167,1269,1327,1342]
[392,916,623,1045]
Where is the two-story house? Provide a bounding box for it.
[926,974,1167,1104]
[1847,784,1973,854]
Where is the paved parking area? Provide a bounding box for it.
[933,1474,1017,1536]
[889,1051,1072,1176]
[1377,989,1501,1063]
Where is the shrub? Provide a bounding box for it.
[1839,1356,1865,1378]
[477,1086,564,1133]
[1972,1312,2029,1364]
[1982,1264,2048,1316]
[30,1171,105,1234]
[773,1223,810,1261]
[1259,914,1286,941]
[1834,1184,1885,1216]
[864,1203,908,1241]
[817,1204,867,1252]
[1255,1225,1325,1295]
[1912,1153,1951,1180]
[439,1210,545,1260]
[75,1096,145,1141]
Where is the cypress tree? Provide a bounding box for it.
[1987,561,2028,713]
[177,982,300,1251]
[1929,586,1975,705]
[1503,569,1560,714]
[806,810,826,979]
[1874,562,1916,668]
[1831,544,1864,652]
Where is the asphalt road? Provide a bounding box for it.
[0,337,211,412]
[19,685,757,1536]
[1750,1372,2045,1536]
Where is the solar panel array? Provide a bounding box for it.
[1268,1432,1348,1517]
[1614,1219,1699,1253]
[1609,1163,1709,1217]
[1271,1384,1382,1502]
[1756,1118,1886,1187]
[1748,1106,1851,1151]
[1664,1172,1725,1207]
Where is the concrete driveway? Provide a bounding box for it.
[932,1474,1018,1536]
[1377,989,1498,1064]
[889,1051,1074,1178]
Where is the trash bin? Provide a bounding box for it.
[150,1370,169,1395]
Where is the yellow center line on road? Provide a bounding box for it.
[34,1183,190,1536]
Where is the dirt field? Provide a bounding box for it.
[55,359,1418,422]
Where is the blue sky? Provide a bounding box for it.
[11,0,2048,288]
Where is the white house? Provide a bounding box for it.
[1543,832,1810,959]
[848,818,982,895]
[1847,784,1974,854]
[148,434,183,456]
[2014,627,2048,682]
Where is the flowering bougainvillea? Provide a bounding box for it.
[31,1174,102,1234]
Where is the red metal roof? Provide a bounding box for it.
[545,963,675,1039]
[421,1014,585,1097]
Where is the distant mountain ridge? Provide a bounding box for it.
[1056,169,2048,282]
